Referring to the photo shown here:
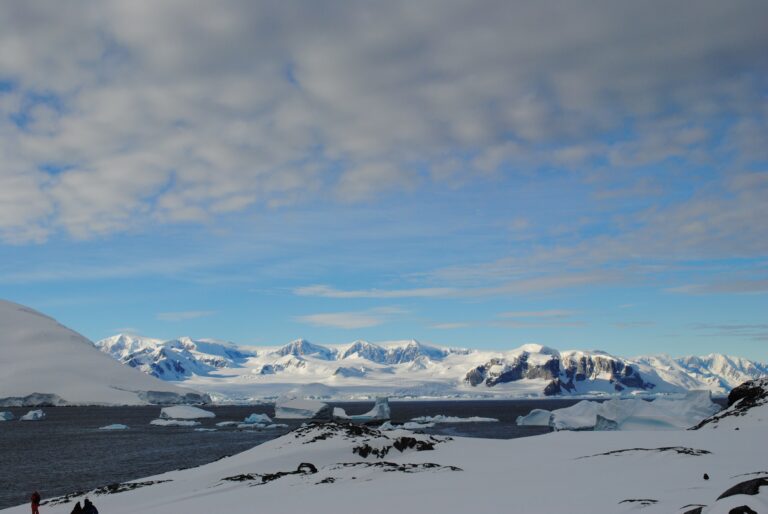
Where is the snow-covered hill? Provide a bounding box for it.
[0,301,209,406]
[95,334,768,401]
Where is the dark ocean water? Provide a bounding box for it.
[0,399,605,509]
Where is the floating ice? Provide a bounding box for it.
[333,397,391,422]
[516,390,722,431]
[159,405,215,420]
[274,398,331,419]
[410,415,498,423]
[20,409,45,421]
[150,418,201,427]
[0,411,14,421]
[243,413,272,424]
[99,424,129,430]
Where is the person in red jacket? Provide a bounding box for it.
[30,491,41,514]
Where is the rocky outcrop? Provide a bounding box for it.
[465,349,654,395]
[691,377,768,429]
[0,393,66,407]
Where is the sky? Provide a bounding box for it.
[0,1,766,359]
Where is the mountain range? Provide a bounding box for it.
[96,334,768,401]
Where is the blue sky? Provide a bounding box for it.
[0,1,766,359]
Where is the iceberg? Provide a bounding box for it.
[274,398,332,419]
[515,409,553,427]
[159,405,216,419]
[0,411,14,421]
[516,391,722,431]
[150,419,201,427]
[99,424,129,430]
[243,413,272,424]
[20,409,46,421]
[332,397,391,422]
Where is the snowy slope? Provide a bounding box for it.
[0,300,208,406]
[3,399,767,514]
[96,334,768,401]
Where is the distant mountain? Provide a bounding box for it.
[97,334,254,381]
[0,301,208,406]
[95,334,768,401]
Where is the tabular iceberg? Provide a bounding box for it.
[275,398,332,419]
[517,390,721,431]
[159,405,216,420]
[333,397,391,422]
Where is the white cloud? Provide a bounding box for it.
[0,1,765,241]
[295,307,406,329]
[294,284,457,299]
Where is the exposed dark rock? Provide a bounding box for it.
[691,378,768,429]
[703,473,710,480]
[578,447,711,459]
[618,499,657,506]
[682,507,704,514]
[222,462,318,484]
[728,507,757,514]
[42,481,172,505]
[331,461,462,473]
[717,477,768,500]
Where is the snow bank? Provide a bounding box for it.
[99,424,129,430]
[0,411,14,421]
[517,391,722,431]
[333,397,391,422]
[20,409,45,421]
[243,413,272,424]
[274,398,331,419]
[410,415,498,423]
[159,405,215,420]
[150,419,200,427]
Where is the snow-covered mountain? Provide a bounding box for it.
[95,334,768,401]
[97,334,253,381]
[0,300,209,406]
